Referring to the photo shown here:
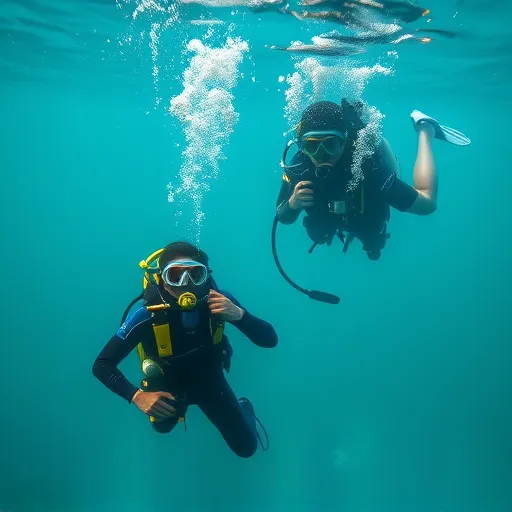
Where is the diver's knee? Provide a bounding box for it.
[235,439,258,458]
[367,250,381,261]
[151,416,179,434]
[232,433,258,458]
[303,215,332,244]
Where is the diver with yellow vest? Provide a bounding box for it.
[92,241,277,458]
[272,99,471,304]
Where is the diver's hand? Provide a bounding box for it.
[131,390,177,419]
[289,181,314,210]
[208,290,244,322]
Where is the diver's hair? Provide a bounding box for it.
[297,101,345,137]
[158,241,209,270]
[297,99,365,139]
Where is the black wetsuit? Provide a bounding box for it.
[276,147,419,258]
[92,290,277,458]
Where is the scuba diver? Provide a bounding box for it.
[272,99,470,304]
[92,241,277,458]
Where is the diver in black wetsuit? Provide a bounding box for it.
[276,99,437,255]
[92,241,278,458]
[271,99,439,304]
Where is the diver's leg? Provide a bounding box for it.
[362,237,383,260]
[303,215,337,245]
[140,377,188,434]
[197,377,258,458]
[412,122,438,204]
[361,220,390,261]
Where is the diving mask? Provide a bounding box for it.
[299,130,347,157]
[161,260,208,287]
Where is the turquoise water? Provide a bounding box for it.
[1,0,511,511]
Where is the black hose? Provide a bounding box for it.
[255,415,269,452]
[272,215,309,296]
[120,292,144,325]
[271,215,340,305]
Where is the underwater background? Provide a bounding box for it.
[1,0,511,511]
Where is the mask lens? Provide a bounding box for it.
[301,138,321,155]
[322,136,344,154]
[301,134,346,156]
[188,265,207,285]
[166,266,187,285]
[162,261,208,287]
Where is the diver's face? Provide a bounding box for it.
[161,257,209,299]
[308,142,345,167]
[299,131,348,172]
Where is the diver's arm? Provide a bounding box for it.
[92,309,150,403]
[92,335,140,403]
[406,124,438,215]
[231,310,278,348]
[214,291,278,348]
[276,179,301,224]
[379,136,435,215]
[379,138,401,176]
